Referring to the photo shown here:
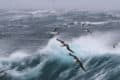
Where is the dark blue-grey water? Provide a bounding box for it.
[0,10,120,80]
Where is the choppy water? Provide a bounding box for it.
[0,10,120,80]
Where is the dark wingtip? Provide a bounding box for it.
[53,28,57,31]
[83,68,87,72]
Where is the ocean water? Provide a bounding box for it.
[0,10,120,80]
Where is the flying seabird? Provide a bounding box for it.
[68,53,86,72]
[113,44,116,48]
[48,27,59,38]
[81,22,86,28]
[83,28,92,34]
[56,38,74,53]
[113,42,119,48]
[81,22,92,33]
[69,21,78,26]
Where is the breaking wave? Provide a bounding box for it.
[0,31,120,80]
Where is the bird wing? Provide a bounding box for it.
[53,28,58,32]
[78,61,86,72]
[87,29,91,33]
[74,56,86,72]
[68,53,86,72]
[66,45,74,53]
[56,38,65,44]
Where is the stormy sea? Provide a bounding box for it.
[0,9,120,80]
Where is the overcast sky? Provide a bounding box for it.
[0,0,120,11]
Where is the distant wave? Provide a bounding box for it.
[80,20,120,25]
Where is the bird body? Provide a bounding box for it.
[48,28,59,38]
[83,28,92,34]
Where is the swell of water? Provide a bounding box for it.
[0,31,120,80]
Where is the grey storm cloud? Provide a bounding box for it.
[0,0,120,10]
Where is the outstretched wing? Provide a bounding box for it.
[74,57,86,72]
[66,45,74,53]
[68,53,86,72]
[56,38,65,44]
[86,29,92,33]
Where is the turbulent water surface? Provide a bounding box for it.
[0,10,120,80]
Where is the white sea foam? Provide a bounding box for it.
[0,30,119,79]
[38,30,120,58]
[3,30,118,59]
[80,20,120,26]
[0,50,29,63]
[72,31,120,56]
